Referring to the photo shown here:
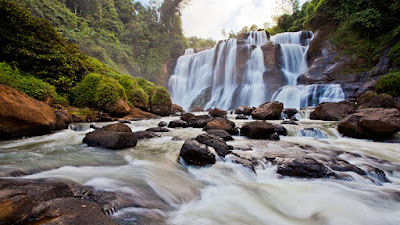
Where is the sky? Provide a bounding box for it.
[138,0,308,41]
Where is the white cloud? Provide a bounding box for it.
[181,0,307,41]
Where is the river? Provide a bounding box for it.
[1,113,400,225]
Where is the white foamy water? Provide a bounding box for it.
[1,115,400,224]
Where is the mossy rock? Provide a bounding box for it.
[136,78,156,98]
[150,86,172,116]
[116,75,149,110]
[376,70,400,97]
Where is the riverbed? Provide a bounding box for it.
[1,113,400,225]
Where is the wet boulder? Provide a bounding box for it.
[168,120,187,128]
[55,110,73,130]
[338,108,400,139]
[195,134,230,157]
[158,121,168,127]
[146,127,170,132]
[209,108,227,118]
[357,92,398,110]
[269,157,333,178]
[225,154,255,172]
[206,129,234,141]
[281,120,299,125]
[184,115,214,128]
[310,101,355,121]
[274,124,288,136]
[179,140,216,166]
[100,123,132,133]
[203,118,235,133]
[251,101,284,120]
[171,104,184,113]
[83,131,137,149]
[240,121,277,139]
[0,84,56,139]
[191,107,204,112]
[235,106,253,115]
[283,108,298,118]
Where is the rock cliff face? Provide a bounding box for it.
[298,29,391,99]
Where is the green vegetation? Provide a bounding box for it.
[15,0,188,84]
[187,36,216,49]
[0,0,166,112]
[136,78,157,99]
[151,86,171,106]
[376,70,400,97]
[268,0,400,71]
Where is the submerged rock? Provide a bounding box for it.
[179,140,216,166]
[338,108,400,139]
[168,120,187,128]
[195,134,230,157]
[235,106,253,115]
[146,127,170,132]
[310,101,355,121]
[236,115,249,120]
[0,84,56,139]
[158,121,168,127]
[251,101,283,120]
[132,131,160,140]
[203,118,235,133]
[283,108,298,118]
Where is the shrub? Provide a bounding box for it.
[136,77,156,98]
[0,61,57,101]
[73,73,126,108]
[116,75,149,108]
[376,70,400,97]
[388,41,400,68]
[150,86,171,106]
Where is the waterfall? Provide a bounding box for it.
[169,30,345,111]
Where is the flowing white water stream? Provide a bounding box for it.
[1,115,400,225]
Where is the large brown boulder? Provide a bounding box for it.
[251,101,283,120]
[0,85,56,139]
[357,92,398,110]
[103,98,130,117]
[240,121,277,139]
[235,106,253,115]
[83,125,137,149]
[203,118,235,133]
[171,104,184,113]
[179,140,216,166]
[209,108,227,118]
[181,113,213,128]
[338,108,400,139]
[310,101,355,121]
[195,134,230,157]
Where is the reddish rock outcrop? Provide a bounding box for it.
[0,85,56,139]
[310,101,355,121]
[103,98,130,117]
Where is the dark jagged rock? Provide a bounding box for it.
[203,118,235,134]
[240,121,276,139]
[132,131,160,140]
[195,134,230,157]
[326,160,366,176]
[209,108,227,118]
[269,157,333,178]
[310,101,355,121]
[55,110,73,130]
[179,140,216,166]
[168,120,187,128]
[236,115,249,120]
[100,123,132,133]
[232,127,240,135]
[235,106,253,115]
[83,130,137,149]
[283,108,298,118]
[146,127,170,132]
[206,129,234,141]
[251,101,284,120]
[0,84,56,139]
[158,121,168,127]
[338,108,400,139]
[0,179,118,225]
[118,120,131,124]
